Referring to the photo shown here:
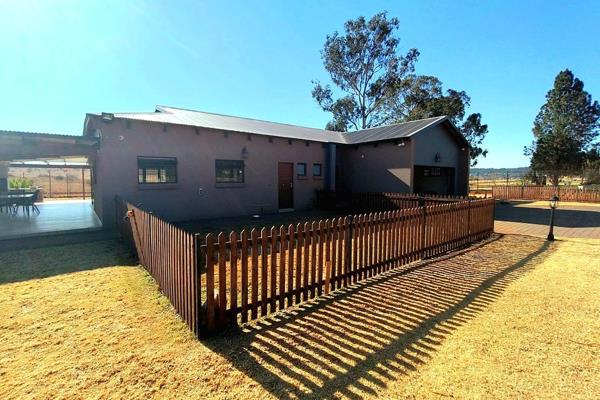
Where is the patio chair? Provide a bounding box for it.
[20,195,39,216]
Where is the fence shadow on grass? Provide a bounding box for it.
[203,234,553,399]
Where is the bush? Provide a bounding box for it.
[9,177,34,189]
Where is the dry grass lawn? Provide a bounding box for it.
[0,235,598,399]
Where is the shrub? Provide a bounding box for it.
[9,177,35,189]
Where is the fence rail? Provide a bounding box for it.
[117,195,495,336]
[492,185,600,203]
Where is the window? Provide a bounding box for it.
[137,157,177,184]
[216,159,244,183]
[313,163,322,177]
[296,163,307,177]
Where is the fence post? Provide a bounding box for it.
[194,233,203,337]
[467,198,472,239]
[419,196,426,259]
[345,215,353,286]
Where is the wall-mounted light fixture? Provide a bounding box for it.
[241,146,248,159]
[434,152,441,163]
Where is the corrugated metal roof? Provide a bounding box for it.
[0,129,97,144]
[91,106,462,146]
[340,116,446,144]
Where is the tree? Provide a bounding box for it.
[312,12,488,165]
[311,12,419,131]
[397,75,488,164]
[525,69,600,185]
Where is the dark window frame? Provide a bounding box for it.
[296,162,307,177]
[312,163,322,177]
[215,159,245,183]
[137,156,177,184]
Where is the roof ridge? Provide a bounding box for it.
[156,105,341,135]
[347,115,446,134]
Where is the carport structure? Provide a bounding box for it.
[0,130,101,240]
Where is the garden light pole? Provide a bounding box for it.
[547,195,559,241]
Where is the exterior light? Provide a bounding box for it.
[241,146,248,158]
[434,152,441,163]
[549,195,559,210]
[547,195,559,241]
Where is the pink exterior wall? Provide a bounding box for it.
[87,116,327,228]
[337,141,413,193]
[411,124,470,195]
[337,123,469,195]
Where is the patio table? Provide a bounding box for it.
[0,194,38,215]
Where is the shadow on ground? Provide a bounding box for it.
[0,239,136,284]
[494,202,600,228]
[204,234,554,399]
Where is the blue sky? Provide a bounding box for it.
[0,0,598,168]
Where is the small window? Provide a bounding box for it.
[216,159,244,183]
[296,163,307,177]
[313,163,322,177]
[137,157,177,184]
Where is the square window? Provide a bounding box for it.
[137,157,177,184]
[313,163,322,177]
[216,159,245,183]
[296,163,307,177]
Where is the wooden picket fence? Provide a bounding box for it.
[116,197,201,335]
[315,190,466,212]
[117,196,495,336]
[201,198,494,332]
[492,185,600,203]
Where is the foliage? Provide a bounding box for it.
[525,69,600,185]
[582,146,600,184]
[312,12,419,131]
[312,12,488,165]
[398,75,489,165]
[8,177,34,189]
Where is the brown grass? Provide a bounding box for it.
[0,235,598,399]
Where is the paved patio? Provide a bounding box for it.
[0,199,102,240]
[494,201,600,239]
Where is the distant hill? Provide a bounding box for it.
[470,167,530,178]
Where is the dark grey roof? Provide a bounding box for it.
[340,116,447,144]
[90,106,466,146]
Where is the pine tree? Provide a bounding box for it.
[525,69,600,185]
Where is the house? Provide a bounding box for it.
[83,106,470,228]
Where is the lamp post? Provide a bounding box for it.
[547,195,559,241]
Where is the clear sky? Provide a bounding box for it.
[1,0,598,168]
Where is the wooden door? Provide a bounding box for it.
[278,162,294,209]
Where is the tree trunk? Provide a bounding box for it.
[551,173,560,186]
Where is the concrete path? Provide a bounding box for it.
[494,200,600,239]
